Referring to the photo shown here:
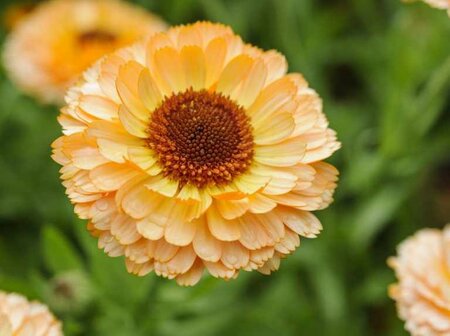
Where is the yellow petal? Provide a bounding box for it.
[175,25,203,48]
[145,175,179,197]
[180,45,206,90]
[128,146,159,173]
[153,47,186,95]
[216,54,253,96]
[204,37,227,88]
[232,58,267,108]
[233,170,270,195]
[116,61,149,122]
[138,68,163,112]
[206,204,241,241]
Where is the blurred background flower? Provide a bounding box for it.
[0,0,449,335]
[0,290,63,335]
[3,0,166,104]
[388,226,450,335]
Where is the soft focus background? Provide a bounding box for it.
[0,0,449,335]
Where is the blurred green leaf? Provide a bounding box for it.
[42,226,83,273]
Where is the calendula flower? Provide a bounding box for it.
[388,226,450,336]
[0,291,62,335]
[3,0,167,104]
[52,22,340,286]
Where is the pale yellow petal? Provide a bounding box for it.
[118,105,148,138]
[253,112,295,145]
[247,77,296,126]
[128,146,159,173]
[254,137,306,167]
[79,95,119,121]
[88,120,142,163]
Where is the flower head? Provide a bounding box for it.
[3,0,167,104]
[52,22,340,286]
[0,291,62,335]
[388,226,450,335]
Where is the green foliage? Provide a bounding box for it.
[0,0,449,335]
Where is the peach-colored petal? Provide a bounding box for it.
[206,204,241,241]
[215,198,249,220]
[90,163,141,191]
[221,241,250,269]
[176,259,204,286]
[88,120,142,163]
[193,217,222,262]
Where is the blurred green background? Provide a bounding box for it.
[0,0,449,335]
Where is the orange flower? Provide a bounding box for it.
[3,0,167,104]
[388,226,450,335]
[52,22,340,286]
[0,291,62,335]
